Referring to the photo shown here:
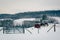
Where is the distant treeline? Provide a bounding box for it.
[0,10,60,19]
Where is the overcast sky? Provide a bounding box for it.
[0,0,60,14]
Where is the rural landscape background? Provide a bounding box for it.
[0,0,60,40]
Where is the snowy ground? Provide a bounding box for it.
[0,23,60,40]
[0,17,60,40]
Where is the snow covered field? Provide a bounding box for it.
[0,17,60,40]
[0,24,60,40]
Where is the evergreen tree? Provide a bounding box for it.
[42,14,48,20]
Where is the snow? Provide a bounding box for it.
[0,23,60,40]
[13,18,36,26]
[49,16,60,23]
[0,17,60,40]
[51,17,60,23]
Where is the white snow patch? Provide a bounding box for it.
[0,17,60,40]
[0,23,60,40]
[49,16,60,23]
[51,17,60,23]
[13,18,36,26]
